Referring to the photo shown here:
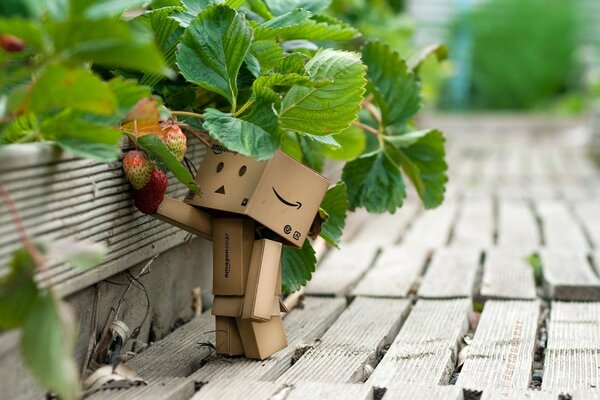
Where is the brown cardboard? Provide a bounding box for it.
[154,195,212,240]
[242,239,282,321]
[215,316,244,356]
[185,144,330,248]
[212,218,255,295]
[236,316,287,360]
[275,262,282,296]
[212,295,281,318]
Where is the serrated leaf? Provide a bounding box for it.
[107,77,152,117]
[362,41,421,127]
[279,49,366,136]
[0,113,38,144]
[260,8,311,28]
[254,15,358,41]
[27,65,116,116]
[203,108,278,160]
[137,134,201,193]
[319,182,348,247]
[249,40,284,72]
[304,133,340,149]
[265,0,331,15]
[0,248,38,329]
[342,149,406,213]
[176,5,253,108]
[407,43,448,72]
[253,72,312,107]
[321,125,366,160]
[244,52,262,78]
[281,239,316,293]
[298,135,325,171]
[385,129,447,209]
[274,53,308,74]
[22,291,79,400]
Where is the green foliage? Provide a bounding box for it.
[281,239,316,293]
[319,183,349,247]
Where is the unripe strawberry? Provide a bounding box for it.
[0,34,25,52]
[132,169,168,215]
[161,122,187,162]
[123,150,153,189]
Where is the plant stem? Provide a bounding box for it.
[352,120,379,136]
[234,99,254,117]
[171,111,205,120]
[362,101,382,125]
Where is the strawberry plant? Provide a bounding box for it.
[0,0,448,397]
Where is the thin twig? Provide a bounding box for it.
[362,101,382,125]
[114,254,159,318]
[352,120,379,136]
[171,110,204,120]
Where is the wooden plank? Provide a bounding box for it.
[401,203,457,249]
[381,384,463,400]
[497,201,539,250]
[480,389,557,400]
[277,297,411,384]
[457,300,540,391]
[191,297,347,381]
[451,199,494,248]
[285,382,373,400]
[418,247,480,298]
[86,377,194,400]
[573,201,600,248]
[350,202,419,247]
[542,302,600,393]
[305,244,378,296]
[368,299,470,386]
[540,250,600,301]
[537,201,589,250]
[351,245,429,298]
[481,249,537,300]
[192,379,283,400]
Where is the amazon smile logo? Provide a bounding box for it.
[272,187,302,209]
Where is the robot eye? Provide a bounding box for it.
[239,166,247,177]
[216,162,224,173]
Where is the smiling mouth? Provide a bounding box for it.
[272,187,302,209]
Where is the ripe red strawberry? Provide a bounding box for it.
[0,34,25,52]
[161,122,187,162]
[132,169,168,214]
[123,150,153,189]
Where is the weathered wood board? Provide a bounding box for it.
[285,382,373,400]
[479,389,557,400]
[87,377,194,400]
[451,199,494,248]
[381,383,464,400]
[192,379,283,400]
[368,299,470,386]
[350,202,419,247]
[481,249,537,300]
[277,297,410,384]
[418,247,480,298]
[536,201,589,251]
[457,300,540,391]
[496,201,539,250]
[573,201,600,248]
[540,250,600,301]
[401,203,457,249]
[351,245,429,298]
[542,302,600,393]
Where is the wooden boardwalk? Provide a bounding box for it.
[91,118,600,399]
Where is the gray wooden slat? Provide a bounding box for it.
[457,300,540,391]
[285,382,373,400]
[479,389,557,400]
[305,244,378,296]
[381,384,464,400]
[573,201,600,248]
[451,199,494,248]
[497,201,539,250]
[351,245,428,298]
[401,203,457,249]
[571,390,600,400]
[191,297,346,382]
[86,377,194,400]
[369,299,470,386]
[192,379,283,400]
[542,302,600,393]
[277,297,411,384]
[350,202,419,247]
[537,201,589,250]
[540,250,600,301]
[418,247,480,298]
[481,249,537,300]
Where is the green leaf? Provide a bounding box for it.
[107,77,152,117]
[244,52,262,78]
[254,15,358,41]
[298,134,325,171]
[281,239,316,293]
[22,291,79,400]
[280,49,366,136]
[274,53,307,74]
[137,134,201,193]
[260,8,311,28]
[319,182,348,247]
[83,0,148,19]
[176,5,253,108]
[321,125,366,160]
[249,40,285,72]
[362,41,421,127]
[0,113,38,144]
[47,239,107,270]
[203,108,278,160]
[407,43,448,72]
[303,133,340,149]
[247,0,273,19]
[0,248,38,329]
[28,65,116,115]
[342,149,406,213]
[0,18,45,50]
[265,0,331,15]
[252,72,312,107]
[385,129,447,209]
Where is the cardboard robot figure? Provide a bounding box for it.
[154,143,329,360]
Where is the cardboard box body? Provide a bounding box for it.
[212,218,255,295]
[212,296,282,318]
[242,239,282,321]
[155,196,212,240]
[185,144,330,248]
[236,316,287,360]
[215,316,244,356]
